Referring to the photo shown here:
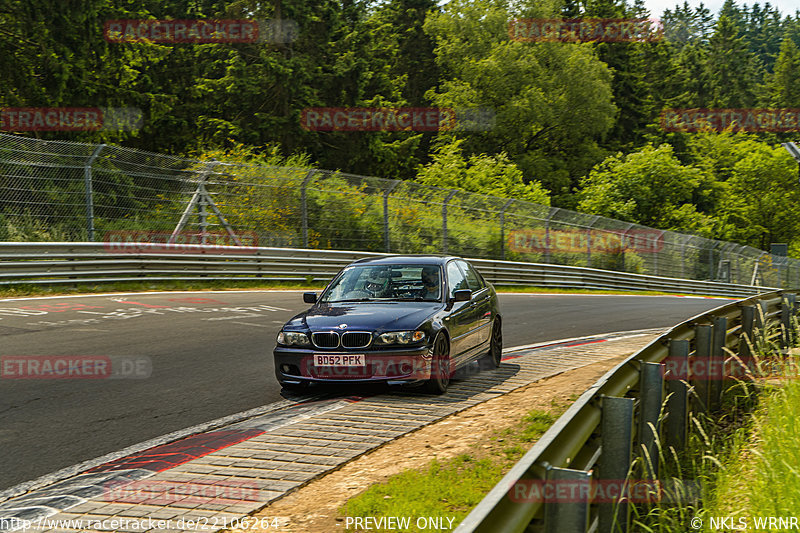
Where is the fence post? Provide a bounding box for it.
[694,324,712,413]
[639,362,663,480]
[544,208,556,264]
[653,231,665,276]
[708,246,714,281]
[300,170,316,248]
[544,467,591,533]
[787,292,797,348]
[198,182,208,244]
[665,339,689,452]
[383,180,400,253]
[586,215,599,268]
[598,396,635,533]
[442,190,457,254]
[499,199,513,260]
[83,144,106,242]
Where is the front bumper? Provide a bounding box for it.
[274,345,432,384]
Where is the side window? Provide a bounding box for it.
[457,260,484,291]
[446,261,469,299]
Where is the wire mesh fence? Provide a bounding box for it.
[0,131,796,287]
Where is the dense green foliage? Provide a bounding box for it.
[2,0,800,254]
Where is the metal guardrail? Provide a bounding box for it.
[455,290,796,533]
[0,242,776,298]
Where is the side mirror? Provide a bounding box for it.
[453,289,472,302]
[303,292,318,304]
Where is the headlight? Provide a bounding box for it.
[375,330,426,345]
[277,331,311,346]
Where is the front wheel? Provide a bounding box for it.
[425,332,451,394]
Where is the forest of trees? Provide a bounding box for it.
[2,0,800,255]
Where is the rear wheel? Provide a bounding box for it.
[425,332,451,394]
[486,317,503,368]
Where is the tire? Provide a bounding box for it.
[425,332,451,394]
[486,317,503,368]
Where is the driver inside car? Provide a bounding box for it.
[363,270,390,298]
[419,266,441,300]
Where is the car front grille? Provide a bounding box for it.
[312,332,339,348]
[341,332,372,349]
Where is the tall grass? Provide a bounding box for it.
[629,314,800,532]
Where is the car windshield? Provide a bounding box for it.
[320,264,441,303]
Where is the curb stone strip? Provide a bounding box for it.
[0,330,664,532]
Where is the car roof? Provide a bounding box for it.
[350,255,458,266]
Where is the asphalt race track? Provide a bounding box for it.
[0,290,733,491]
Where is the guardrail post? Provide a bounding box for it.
[300,170,316,248]
[693,325,712,414]
[383,180,400,253]
[665,339,689,452]
[599,396,634,533]
[710,317,727,410]
[442,190,457,254]
[638,362,663,480]
[739,305,755,359]
[544,467,591,533]
[83,144,106,242]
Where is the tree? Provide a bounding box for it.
[768,37,800,106]
[415,138,550,204]
[718,142,800,249]
[423,0,616,205]
[577,144,715,234]
[706,14,762,107]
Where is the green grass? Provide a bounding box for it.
[630,323,800,532]
[0,279,328,299]
[339,398,573,532]
[341,455,503,531]
[492,285,694,297]
[704,378,800,523]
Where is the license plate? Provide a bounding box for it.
[314,354,365,367]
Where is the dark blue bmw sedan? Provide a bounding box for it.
[273,255,502,394]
